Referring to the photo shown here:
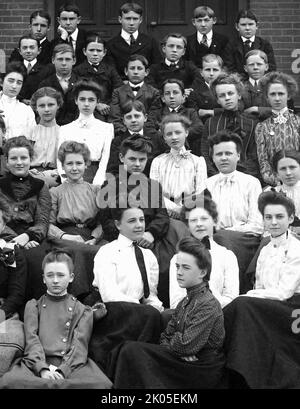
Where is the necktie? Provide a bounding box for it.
[27,62,32,74]
[133,242,150,299]
[170,62,176,68]
[254,80,258,91]
[92,64,99,72]
[244,39,252,53]
[218,175,234,228]
[130,34,136,46]
[201,34,208,48]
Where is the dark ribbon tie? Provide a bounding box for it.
[133,241,150,298]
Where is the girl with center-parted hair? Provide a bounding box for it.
[169,193,239,309]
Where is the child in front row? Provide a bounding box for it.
[109,54,161,134]
[73,32,123,118]
[146,78,203,156]
[186,54,224,122]
[0,249,112,389]
[112,237,225,389]
[58,79,114,186]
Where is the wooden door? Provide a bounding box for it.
[55,0,243,42]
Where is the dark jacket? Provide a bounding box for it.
[185,32,229,68]
[19,62,55,101]
[98,169,170,242]
[147,59,201,90]
[109,82,162,134]
[106,32,162,80]
[50,28,87,66]
[73,59,123,104]
[223,36,276,77]
[201,110,260,180]
[9,38,52,66]
[39,72,79,125]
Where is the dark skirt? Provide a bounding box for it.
[213,230,261,293]
[223,295,300,388]
[89,301,162,378]
[113,341,226,389]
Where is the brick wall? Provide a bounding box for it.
[250,0,300,104]
[0,0,44,71]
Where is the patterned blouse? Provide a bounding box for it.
[160,282,224,358]
[255,109,300,186]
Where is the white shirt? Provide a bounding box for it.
[246,231,300,300]
[0,92,36,139]
[169,238,239,309]
[57,114,114,186]
[241,35,255,44]
[121,29,138,45]
[206,170,263,235]
[165,58,179,66]
[24,59,37,70]
[197,30,213,47]
[93,234,163,311]
[150,147,207,211]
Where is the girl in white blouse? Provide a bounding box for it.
[169,194,239,308]
[150,113,207,219]
[0,62,36,140]
[58,79,113,186]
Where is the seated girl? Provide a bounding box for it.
[48,140,103,245]
[224,190,300,388]
[28,87,63,187]
[169,194,239,309]
[0,196,27,376]
[255,72,300,186]
[150,114,207,219]
[0,136,51,249]
[0,62,36,140]
[112,237,226,389]
[0,249,112,389]
[58,79,114,186]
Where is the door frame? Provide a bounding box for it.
[45,0,250,40]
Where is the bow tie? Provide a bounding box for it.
[272,111,289,124]
[131,86,141,92]
[174,149,191,159]
[200,235,211,250]
[0,247,15,266]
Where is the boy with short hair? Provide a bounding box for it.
[109,54,161,134]
[185,6,229,68]
[17,35,52,103]
[39,43,79,125]
[147,33,201,92]
[106,2,162,80]
[201,73,259,180]
[223,9,276,77]
[9,10,52,66]
[51,3,86,66]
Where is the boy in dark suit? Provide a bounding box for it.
[39,44,79,125]
[15,35,53,104]
[147,33,201,93]
[223,9,276,78]
[9,10,52,66]
[50,3,86,66]
[106,2,162,80]
[185,6,229,68]
[109,54,162,134]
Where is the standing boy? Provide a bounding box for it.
[40,44,79,125]
[185,6,228,68]
[223,9,276,77]
[9,10,52,66]
[51,3,86,66]
[106,2,162,80]
[147,33,201,92]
